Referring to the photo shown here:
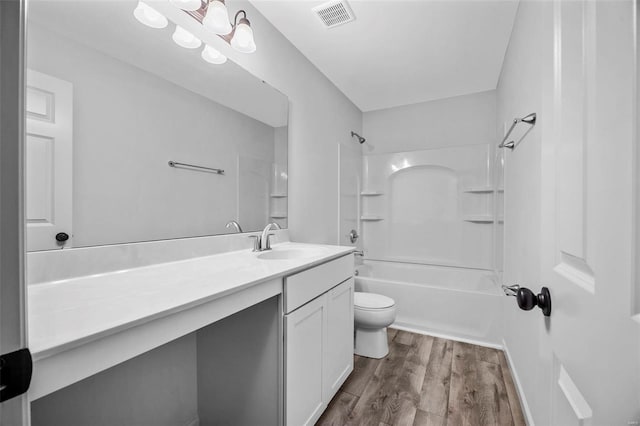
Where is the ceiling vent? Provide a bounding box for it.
[312,0,356,29]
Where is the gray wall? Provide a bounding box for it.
[362,90,496,153]
[27,24,276,247]
[197,296,280,426]
[222,0,363,245]
[31,334,199,426]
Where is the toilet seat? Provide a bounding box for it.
[354,292,395,310]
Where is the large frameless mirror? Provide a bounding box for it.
[25,0,288,251]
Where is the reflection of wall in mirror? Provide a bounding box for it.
[26,24,281,248]
[271,126,288,229]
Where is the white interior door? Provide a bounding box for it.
[541,1,640,423]
[25,69,72,251]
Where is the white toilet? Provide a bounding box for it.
[354,292,397,359]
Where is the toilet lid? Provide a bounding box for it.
[354,292,395,309]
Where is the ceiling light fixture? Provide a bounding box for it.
[170,0,202,12]
[133,1,168,29]
[172,25,202,49]
[183,2,258,54]
[201,44,227,64]
[229,10,256,54]
[202,0,232,35]
[132,0,257,66]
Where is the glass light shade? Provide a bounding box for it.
[172,26,202,49]
[169,0,201,12]
[133,1,168,29]
[202,0,232,35]
[201,45,227,65]
[230,21,256,53]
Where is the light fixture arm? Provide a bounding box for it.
[234,10,248,26]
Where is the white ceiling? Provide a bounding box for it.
[252,0,519,112]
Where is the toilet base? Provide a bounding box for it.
[354,327,389,359]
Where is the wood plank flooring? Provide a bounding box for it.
[317,329,526,426]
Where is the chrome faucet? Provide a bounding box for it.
[259,222,281,251]
[225,220,243,233]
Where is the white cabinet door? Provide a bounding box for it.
[284,294,327,426]
[323,278,354,402]
[25,69,73,251]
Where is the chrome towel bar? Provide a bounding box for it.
[168,160,224,175]
[499,112,537,150]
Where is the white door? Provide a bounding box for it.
[285,294,327,426]
[25,69,73,251]
[541,1,639,423]
[324,278,354,401]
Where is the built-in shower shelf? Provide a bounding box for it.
[270,193,287,198]
[270,213,287,219]
[463,215,496,223]
[360,191,384,196]
[360,216,384,221]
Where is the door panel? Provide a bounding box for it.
[542,0,640,423]
[25,69,72,251]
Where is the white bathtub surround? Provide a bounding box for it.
[27,237,353,400]
[361,144,496,270]
[355,260,502,347]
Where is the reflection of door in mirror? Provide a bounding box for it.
[26,70,73,251]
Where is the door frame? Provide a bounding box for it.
[0,0,29,424]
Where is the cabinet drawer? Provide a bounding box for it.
[284,254,353,313]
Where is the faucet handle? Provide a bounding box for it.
[264,233,275,250]
[248,235,260,252]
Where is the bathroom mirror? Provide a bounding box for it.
[25,0,288,251]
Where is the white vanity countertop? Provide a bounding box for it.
[28,242,354,361]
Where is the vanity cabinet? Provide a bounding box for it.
[284,255,354,426]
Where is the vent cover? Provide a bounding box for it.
[312,0,355,29]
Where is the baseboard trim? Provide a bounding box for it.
[502,339,535,426]
[389,323,503,350]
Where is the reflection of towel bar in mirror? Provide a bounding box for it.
[499,112,537,150]
[168,160,224,175]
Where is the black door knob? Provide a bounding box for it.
[55,232,69,242]
[516,286,551,317]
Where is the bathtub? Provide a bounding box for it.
[355,260,503,347]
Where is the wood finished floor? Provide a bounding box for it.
[317,329,526,426]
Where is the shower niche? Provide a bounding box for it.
[361,144,497,270]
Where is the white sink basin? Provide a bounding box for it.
[257,247,328,260]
